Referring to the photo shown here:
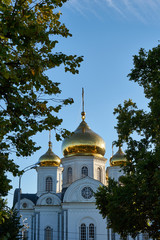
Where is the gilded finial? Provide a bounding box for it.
[49,129,52,149]
[81,87,86,121]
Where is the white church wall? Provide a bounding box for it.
[14,198,35,210]
[62,156,94,188]
[35,206,61,240]
[93,158,107,184]
[37,166,63,196]
[57,167,63,192]
[19,210,34,240]
[36,193,61,206]
[63,176,102,203]
[62,203,108,240]
[107,166,124,181]
[62,155,107,188]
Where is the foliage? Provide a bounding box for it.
[95,45,160,239]
[0,199,21,240]
[0,0,83,195]
[0,0,83,233]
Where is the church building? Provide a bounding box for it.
[13,108,127,240]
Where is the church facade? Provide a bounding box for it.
[13,111,126,240]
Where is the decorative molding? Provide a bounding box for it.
[36,193,61,206]
[63,177,102,203]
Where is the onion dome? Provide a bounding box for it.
[109,147,127,166]
[38,141,61,167]
[62,112,106,157]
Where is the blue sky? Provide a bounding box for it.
[7,0,160,207]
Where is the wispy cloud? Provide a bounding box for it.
[65,0,160,23]
[104,0,125,17]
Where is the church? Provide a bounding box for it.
[13,107,127,240]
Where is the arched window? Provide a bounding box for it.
[80,223,86,240]
[45,226,53,240]
[67,167,72,184]
[89,224,95,240]
[80,223,96,240]
[81,166,88,178]
[97,167,101,181]
[46,177,52,192]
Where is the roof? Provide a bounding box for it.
[13,188,38,207]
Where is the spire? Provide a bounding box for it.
[81,87,86,121]
[49,129,52,150]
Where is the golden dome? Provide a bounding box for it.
[110,147,127,166]
[39,141,61,167]
[62,120,106,157]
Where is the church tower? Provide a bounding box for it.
[13,89,109,240]
[61,88,107,188]
[37,133,63,196]
[106,146,127,181]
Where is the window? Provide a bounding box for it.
[89,224,95,240]
[46,177,52,192]
[80,223,86,240]
[45,226,53,240]
[81,166,88,178]
[46,197,52,205]
[97,167,101,181]
[67,167,72,183]
[80,223,95,240]
[81,187,93,199]
[22,202,27,208]
[22,230,28,240]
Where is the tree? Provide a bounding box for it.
[0,200,21,240]
[95,45,160,239]
[0,0,83,230]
